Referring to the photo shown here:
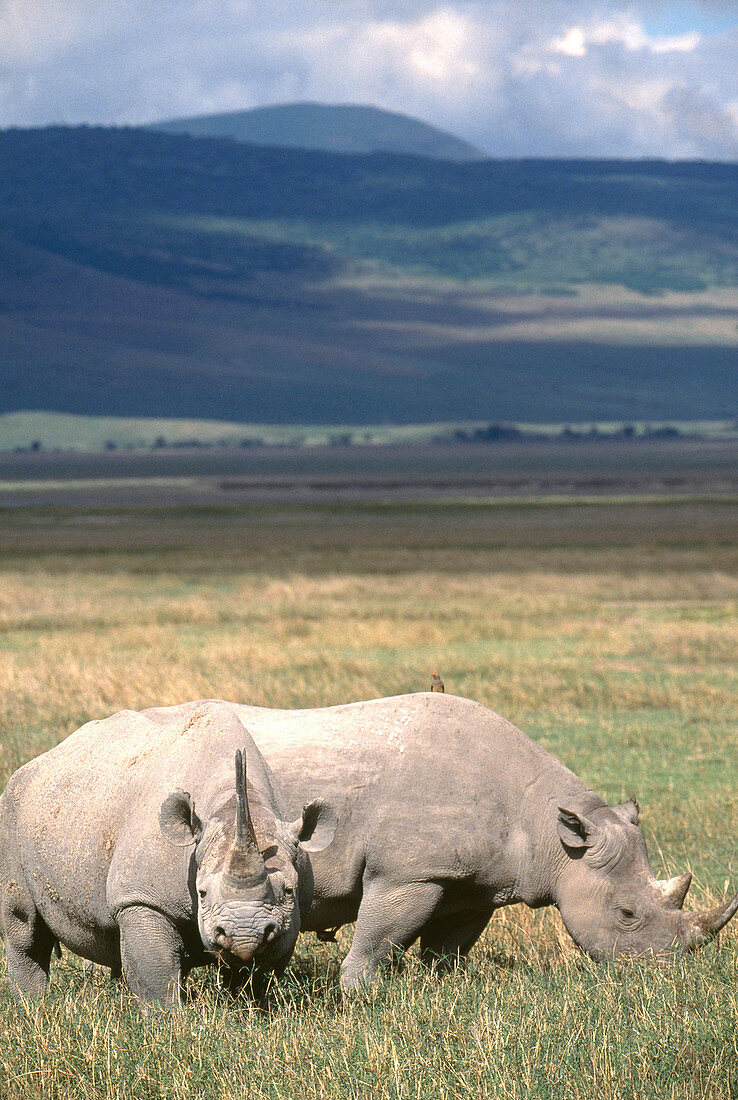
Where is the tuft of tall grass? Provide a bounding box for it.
[0,927,734,1099]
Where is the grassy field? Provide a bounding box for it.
[169,212,738,293]
[0,499,736,1098]
[1,411,737,453]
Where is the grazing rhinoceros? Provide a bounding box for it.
[0,702,335,1006]
[134,692,738,991]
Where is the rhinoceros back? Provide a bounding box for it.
[234,692,572,818]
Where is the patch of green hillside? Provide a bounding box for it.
[1,127,736,293]
[1,128,737,295]
[14,204,738,296]
[161,212,738,292]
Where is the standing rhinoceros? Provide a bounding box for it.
[0,702,335,1006]
[134,692,738,991]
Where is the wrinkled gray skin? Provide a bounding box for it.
[143,693,737,992]
[0,702,335,1006]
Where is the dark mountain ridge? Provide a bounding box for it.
[2,126,736,228]
[150,102,484,161]
[0,125,736,423]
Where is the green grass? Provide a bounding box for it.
[0,947,735,1099]
[0,501,736,1097]
[165,212,738,292]
[3,411,736,453]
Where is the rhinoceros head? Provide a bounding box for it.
[554,799,738,959]
[160,749,335,970]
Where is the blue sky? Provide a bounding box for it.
[1,1,736,158]
[643,2,736,36]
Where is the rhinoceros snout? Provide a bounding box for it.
[213,925,234,951]
[250,918,281,955]
[209,915,283,961]
[261,919,280,946]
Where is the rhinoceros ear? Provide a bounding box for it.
[557,807,597,850]
[612,798,640,826]
[290,798,337,854]
[159,790,203,847]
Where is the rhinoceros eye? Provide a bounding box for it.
[618,907,636,921]
[274,876,293,899]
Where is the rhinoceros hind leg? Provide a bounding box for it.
[419,908,494,973]
[117,905,186,1009]
[1,896,56,1001]
[340,878,444,993]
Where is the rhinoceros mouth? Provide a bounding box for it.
[211,932,289,969]
[214,947,256,969]
[201,912,288,962]
[207,938,263,966]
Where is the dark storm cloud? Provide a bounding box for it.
[0,1,736,157]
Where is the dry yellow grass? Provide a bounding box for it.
[1,549,735,871]
[1,562,736,739]
[0,511,735,1098]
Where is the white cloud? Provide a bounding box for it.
[272,6,489,114]
[651,31,702,52]
[551,27,587,57]
[0,1,735,157]
[548,16,702,59]
[0,1,83,64]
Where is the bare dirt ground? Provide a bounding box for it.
[0,438,736,509]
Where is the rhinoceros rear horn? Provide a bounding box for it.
[226,749,269,886]
[657,872,692,910]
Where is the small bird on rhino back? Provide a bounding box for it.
[430,672,445,692]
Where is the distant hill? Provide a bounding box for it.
[0,125,736,423]
[150,102,484,161]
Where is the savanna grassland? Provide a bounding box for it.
[0,488,736,1099]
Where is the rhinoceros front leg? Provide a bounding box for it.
[117,905,187,1009]
[340,878,444,992]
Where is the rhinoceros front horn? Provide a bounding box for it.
[657,872,692,910]
[684,891,738,948]
[225,749,270,888]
